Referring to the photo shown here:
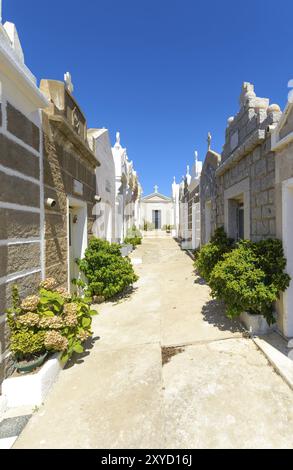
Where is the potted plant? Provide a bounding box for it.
[7,279,98,373]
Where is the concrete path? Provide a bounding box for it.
[14,238,293,448]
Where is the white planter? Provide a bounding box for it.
[0,395,7,416]
[2,353,64,408]
[181,241,193,250]
[120,244,133,257]
[240,311,274,335]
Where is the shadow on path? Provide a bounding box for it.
[65,335,101,369]
[201,299,243,333]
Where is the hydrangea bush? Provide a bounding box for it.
[7,278,97,364]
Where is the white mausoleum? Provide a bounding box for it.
[140,186,173,231]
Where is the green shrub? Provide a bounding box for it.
[124,236,142,246]
[209,239,290,324]
[78,238,138,300]
[7,280,97,363]
[126,225,142,238]
[195,227,234,282]
[143,221,155,231]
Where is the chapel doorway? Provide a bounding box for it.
[152,210,161,229]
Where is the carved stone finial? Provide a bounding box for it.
[194,150,198,162]
[239,82,256,107]
[116,131,120,146]
[64,72,74,94]
[186,165,190,175]
[173,176,176,184]
[207,132,212,151]
[227,116,234,126]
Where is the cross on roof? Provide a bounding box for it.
[154,185,159,193]
[207,132,212,150]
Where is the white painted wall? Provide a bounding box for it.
[67,197,87,292]
[205,200,212,243]
[140,194,173,229]
[172,178,180,237]
[281,178,293,337]
[88,128,116,242]
[192,202,201,249]
[112,132,141,242]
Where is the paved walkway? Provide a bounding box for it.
[14,238,293,448]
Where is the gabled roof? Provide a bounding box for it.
[141,192,172,202]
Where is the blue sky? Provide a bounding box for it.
[5,0,293,196]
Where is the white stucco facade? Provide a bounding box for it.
[272,100,293,338]
[88,128,116,242]
[112,132,141,242]
[140,187,173,231]
[172,177,180,237]
[173,151,202,247]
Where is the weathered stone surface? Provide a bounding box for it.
[252,207,262,219]
[269,219,276,236]
[200,151,220,244]
[0,172,40,208]
[45,213,66,239]
[252,147,261,162]
[256,191,268,206]
[262,204,275,219]
[261,172,275,191]
[43,159,66,192]
[45,262,67,286]
[0,243,40,277]
[205,84,281,243]
[42,89,96,289]
[0,209,40,239]
[0,134,40,179]
[6,102,40,151]
[267,153,275,173]
[268,188,275,204]
[44,186,67,213]
[256,220,269,236]
[45,237,67,267]
[255,159,267,177]
[0,272,41,316]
